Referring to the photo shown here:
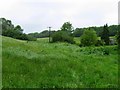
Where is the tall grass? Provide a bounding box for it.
[2,36,118,88]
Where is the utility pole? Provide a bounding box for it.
[48,27,51,43]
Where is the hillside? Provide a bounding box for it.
[2,36,118,88]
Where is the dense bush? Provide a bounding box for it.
[27,35,37,41]
[16,34,37,41]
[80,29,97,46]
[95,40,104,46]
[51,31,75,44]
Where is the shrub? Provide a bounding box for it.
[27,35,37,41]
[95,40,104,46]
[80,29,97,46]
[51,31,75,44]
[14,34,36,41]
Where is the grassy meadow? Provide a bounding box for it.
[2,36,118,88]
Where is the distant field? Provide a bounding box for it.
[2,36,118,88]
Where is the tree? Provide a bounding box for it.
[14,25,23,33]
[73,28,84,37]
[1,18,14,36]
[51,22,75,44]
[101,24,110,45]
[109,25,118,36]
[81,29,98,46]
[28,30,56,38]
[61,22,73,35]
[117,25,120,59]
[0,18,36,41]
[73,25,118,37]
[51,31,75,44]
[117,25,120,46]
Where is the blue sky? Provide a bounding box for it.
[0,0,119,33]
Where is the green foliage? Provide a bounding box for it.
[95,40,104,46]
[61,22,73,35]
[117,25,120,58]
[103,48,109,55]
[108,25,118,36]
[101,24,110,45]
[73,25,118,37]
[2,36,118,88]
[27,35,37,41]
[73,28,84,37]
[28,30,56,38]
[116,25,120,45]
[52,31,75,44]
[80,29,98,46]
[0,18,36,41]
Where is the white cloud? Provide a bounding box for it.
[0,0,119,33]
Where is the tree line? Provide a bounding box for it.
[50,22,119,47]
[0,18,119,47]
[73,25,118,37]
[0,18,36,41]
[29,24,118,38]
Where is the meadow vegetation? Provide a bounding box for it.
[2,36,118,88]
[1,18,119,88]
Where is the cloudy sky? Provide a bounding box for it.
[0,0,119,33]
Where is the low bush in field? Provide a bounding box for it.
[27,35,37,41]
[51,31,75,44]
[95,40,104,46]
[80,29,97,46]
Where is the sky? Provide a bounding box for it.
[0,0,119,33]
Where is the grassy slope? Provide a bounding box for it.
[2,36,118,88]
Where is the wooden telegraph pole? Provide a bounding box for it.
[48,27,51,43]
